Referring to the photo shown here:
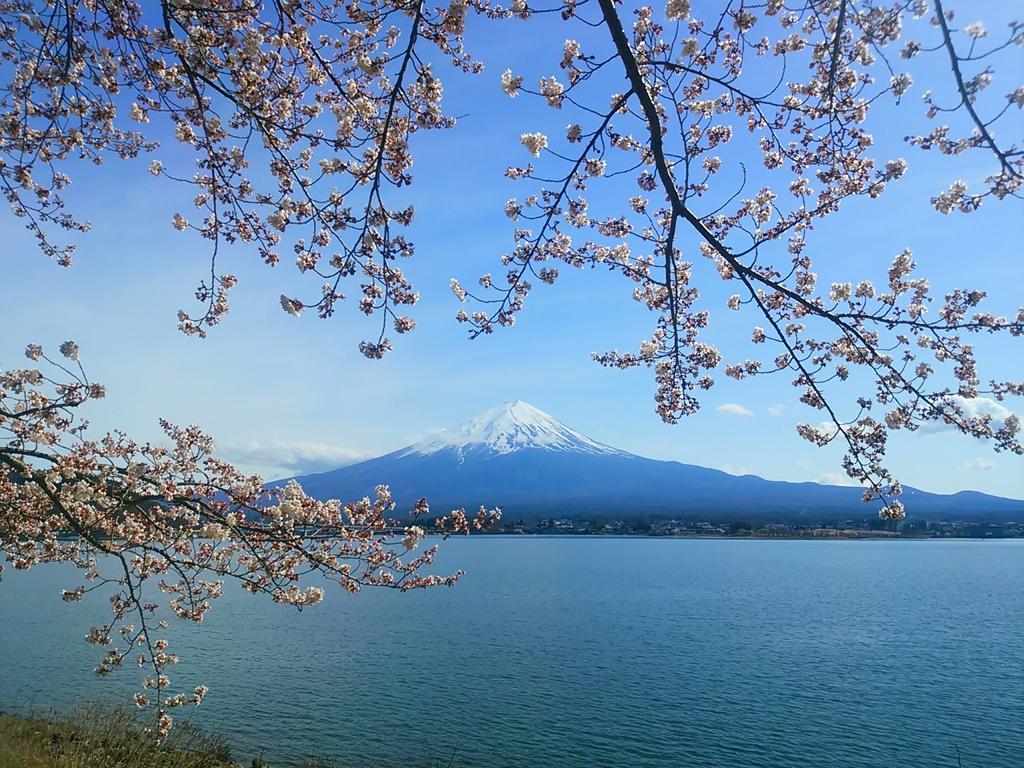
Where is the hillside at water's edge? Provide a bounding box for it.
[283,402,1024,520]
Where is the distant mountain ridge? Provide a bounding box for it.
[287,402,1024,520]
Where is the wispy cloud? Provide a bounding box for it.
[219,440,373,476]
[767,403,786,417]
[964,457,995,471]
[920,396,1016,435]
[716,402,754,417]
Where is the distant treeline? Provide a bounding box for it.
[421,514,1023,539]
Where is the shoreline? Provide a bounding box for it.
[461,532,1021,541]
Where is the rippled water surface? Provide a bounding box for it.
[1,537,1022,767]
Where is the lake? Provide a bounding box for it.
[1,537,1022,767]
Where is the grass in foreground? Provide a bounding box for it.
[0,704,234,768]
[0,705,461,768]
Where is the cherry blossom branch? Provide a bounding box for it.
[932,0,1022,183]
[462,0,1022,515]
[0,343,499,738]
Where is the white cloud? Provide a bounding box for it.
[767,403,786,417]
[220,440,373,476]
[721,464,751,476]
[716,402,754,417]
[964,457,995,471]
[401,427,448,444]
[920,396,1016,435]
[817,472,860,487]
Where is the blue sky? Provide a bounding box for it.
[2,3,1022,499]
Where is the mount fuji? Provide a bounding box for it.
[288,401,1023,520]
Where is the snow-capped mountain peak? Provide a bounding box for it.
[403,400,624,457]
[288,403,1024,521]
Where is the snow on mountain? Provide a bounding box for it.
[285,402,1024,520]
[400,400,627,458]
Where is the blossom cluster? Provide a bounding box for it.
[0,344,498,738]
[459,0,1023,515]
[1,0,488,357]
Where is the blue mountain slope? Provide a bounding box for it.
[286,402,1024,520]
